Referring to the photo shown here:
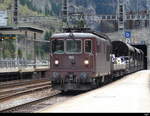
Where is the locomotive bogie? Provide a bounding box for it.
[51,71,97,91]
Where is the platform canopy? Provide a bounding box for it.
[0,26,44,33]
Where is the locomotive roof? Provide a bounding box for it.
[51,32,110,41]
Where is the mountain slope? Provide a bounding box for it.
[19,0,61,16]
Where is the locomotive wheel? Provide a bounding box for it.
[108,75,113,82]
[104,75,111,84]
[96,78,102,87]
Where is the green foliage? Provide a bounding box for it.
[19,4,39,16]
[44,31,52,41]
[19,0,36,11]
[19,0,44,16]
[2,39,16,58]
[51,2,61,16]
[19,0,61,16]
[19,0,28,6]
[3,50,11,59]
[76,20,86,28]
[0,0,12,10]
[42,31,52,53]
[18,49,23,58]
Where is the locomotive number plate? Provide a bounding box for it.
[69,56,75,60]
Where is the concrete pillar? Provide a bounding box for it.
[147,39,150,69]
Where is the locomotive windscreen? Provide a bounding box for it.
[52,39,82,54]
[52,40,64,54]
[66,40,82,53]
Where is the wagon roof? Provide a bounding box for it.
[112,41,136,56]
[134,47,141,54]
[112,41,135,52]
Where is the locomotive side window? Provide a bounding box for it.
[52,40,64,54]
[66,40,82,54]
[85,40,92,53]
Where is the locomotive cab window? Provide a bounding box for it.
[66,40,82,54]
[85,40,92,53]
[52,40,64,54]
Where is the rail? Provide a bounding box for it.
[0,79,56,112]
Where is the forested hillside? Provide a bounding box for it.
[19,0,61,16]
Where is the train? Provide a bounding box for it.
[48,28,144,91]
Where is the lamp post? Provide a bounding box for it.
[0,40,2,60]
[0,34,3,60]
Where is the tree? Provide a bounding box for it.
[76,20,86,28]
[18,49,22,58]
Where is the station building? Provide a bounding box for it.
[0,26,50,81]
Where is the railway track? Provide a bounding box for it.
[2,91,83,113]
[0,79,59,112]
[0,79,86,113]
[0,78,50,89]
[0,81,51,101]
[0,90,61,113]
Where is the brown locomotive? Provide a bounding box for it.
[48,28,144,91]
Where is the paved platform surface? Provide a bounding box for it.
[38,70,150,113]
[0,66,49,73]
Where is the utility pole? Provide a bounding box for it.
[62,0,69,27]
[117,0,125,42]
[13,0,18,26]
[33,33,36,69]
[12,0,19,68]
[0,33,3,60]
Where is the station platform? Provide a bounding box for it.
[0,66,49,73]
[0,60,49,74]
[38,70,150,113]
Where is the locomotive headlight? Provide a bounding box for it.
[55,60,59,65]
[84,60,89,65]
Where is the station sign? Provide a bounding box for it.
[124,31,131,44]
[0,34,16,40]
[125,31,131,38]
[126,38,131,44]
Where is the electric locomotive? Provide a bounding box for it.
[49,28,112,91]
